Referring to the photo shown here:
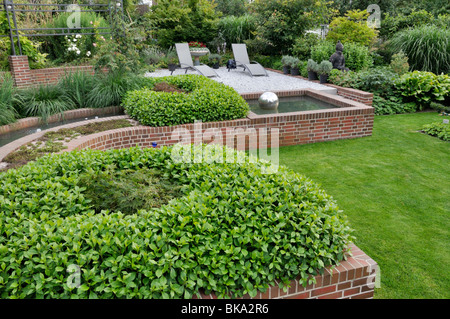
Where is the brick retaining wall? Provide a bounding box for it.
[7,55,96,88]
[193,244,377,299]
[65,89,373,152]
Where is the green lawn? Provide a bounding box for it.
[279,112,449,299]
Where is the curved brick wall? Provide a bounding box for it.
[0,106,123,136]
[0,67,378,298]
[193,244,377,299]
[64,89,373,152]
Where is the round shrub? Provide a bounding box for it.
[0,146,354,299]
[123,75,250,127]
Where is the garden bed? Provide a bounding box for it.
[0,76,374,170]
[0,145,376,299]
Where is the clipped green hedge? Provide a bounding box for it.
[0,146,354,299]
[123,75,249,127]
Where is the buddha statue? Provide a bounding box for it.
[329,41,349,71]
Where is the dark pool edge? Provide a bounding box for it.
[0,115,130,163]
[0,106,124,136]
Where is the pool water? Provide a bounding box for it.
[0,114,116,148]
[248,95,339,115]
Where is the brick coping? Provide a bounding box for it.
[192,243,377,299]
[266,68,373,98]
[242,88,372,120]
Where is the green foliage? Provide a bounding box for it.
[326,10,378,47]
[317,61,333,75]
[389,25,450,75]
[287,57,300,69]
[80,167,183,215]
[44,11,109,63]
[247,0,334,55]
[0,13,48,70]
[389,51,409,75]
[327,67,417,115]
[356,67,397,97]
[0,146,353,298]
[86,70,141,109]
[0,73,17,125]
[147,0,221,49]
[371,94,416,115]
[252,55,282,70]
[217,14,257,48]
[394,71,450,109]
[307,59,318,72]
[12,39,48,69]
[291,33,320,61]
[380,9,436,40]
[281,55,294,67]
[430,102,450,114]
[328,69,359,88]
[123,75,249,126]
[13,85,75,123]
[92,13,143,74]
[331,0,398,16]
[140,45,166,66]
[299,61,308,77]
[311,40,373,72]
[58,71,96,109]
[214,0,248,16]
[422,122,450,141]
[208,54,222,65]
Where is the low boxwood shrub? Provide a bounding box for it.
[0,145,354,299]
[123,75,249,127]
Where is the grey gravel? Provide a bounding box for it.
[145,67,337,95]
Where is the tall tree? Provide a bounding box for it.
[146,0,220,48]
[248,0,336,55]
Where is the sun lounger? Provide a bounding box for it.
[231,43,268,77]
[173,43,219,78]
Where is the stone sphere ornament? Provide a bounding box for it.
[258,92,279,110]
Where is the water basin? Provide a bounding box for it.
[0,114,116,148]
[247,95,339,115]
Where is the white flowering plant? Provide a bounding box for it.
[64,33,92,61]
[63,20,106,62]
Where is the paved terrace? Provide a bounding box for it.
[145,67,338,95]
